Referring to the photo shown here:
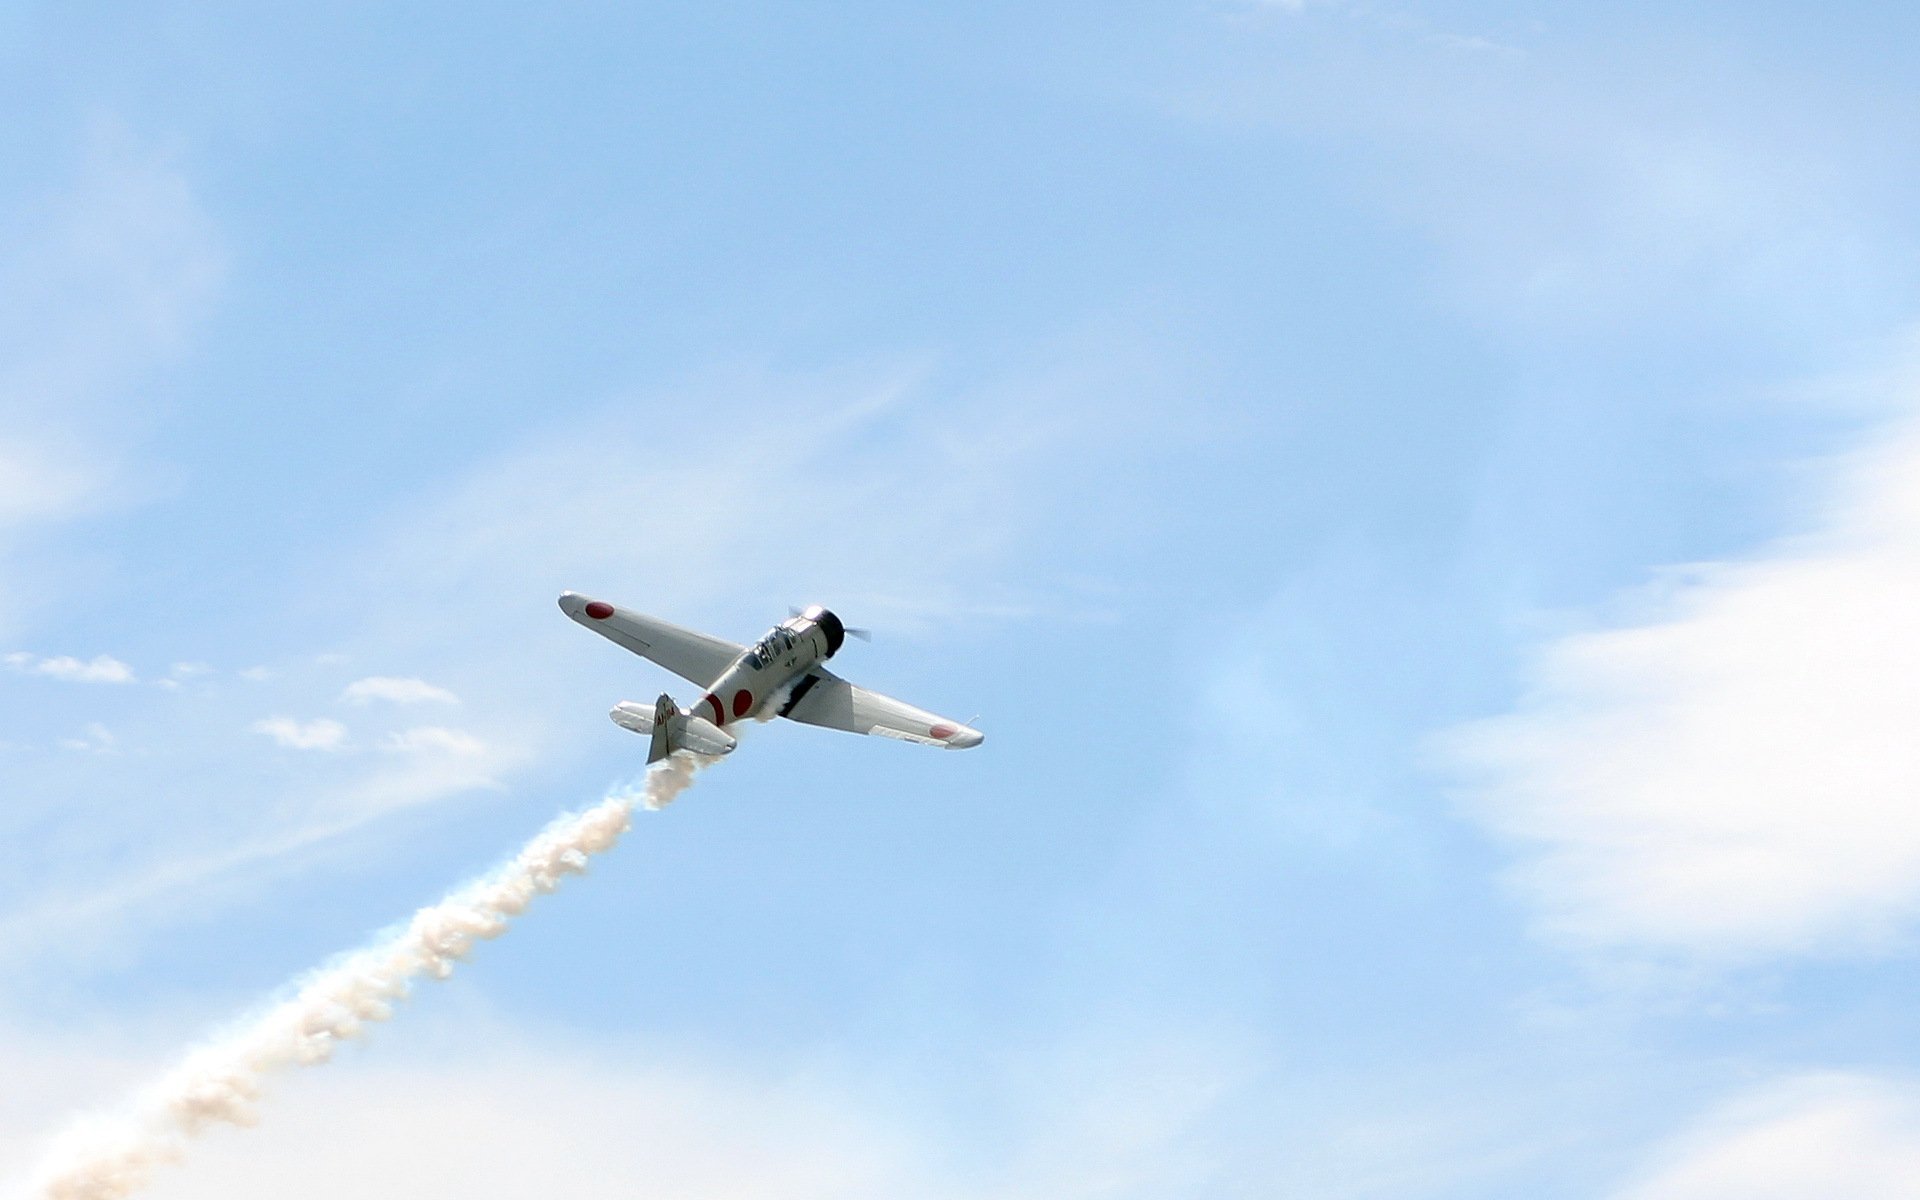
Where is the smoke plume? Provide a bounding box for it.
[27,753,707,1200]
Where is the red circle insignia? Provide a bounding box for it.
[733,689,754,717]
[584,600,615,620]
[929,724,956,739]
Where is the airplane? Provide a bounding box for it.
[559,592,985,763]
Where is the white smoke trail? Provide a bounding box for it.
[27,753,708,1200]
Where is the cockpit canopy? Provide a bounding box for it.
[741,606,845,670]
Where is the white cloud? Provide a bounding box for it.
[1612,1074,1920,1200]
[249,716,349,752]
[341,676,460,706]
[381,726,487,757]
[1451,408,1920,961]
[5,652,135,683]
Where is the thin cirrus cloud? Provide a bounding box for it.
[341,676,460,706]
[249,716,349,752]
[1449,405,1920,962]
[3,652,136,684]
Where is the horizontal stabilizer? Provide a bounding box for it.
[610,697,737,762]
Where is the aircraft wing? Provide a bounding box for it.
[559,592,744,688]
[778,668,984,749]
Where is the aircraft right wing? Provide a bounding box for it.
[559,592,744,688]
[778,668,984,749]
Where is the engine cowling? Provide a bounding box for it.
[799,605,847,657]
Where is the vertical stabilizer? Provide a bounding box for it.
[648,693,678,764]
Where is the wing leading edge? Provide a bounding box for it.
[779,668,984,749]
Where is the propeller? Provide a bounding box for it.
[791,606,871,643]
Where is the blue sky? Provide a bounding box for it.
[6,2,1920,1196]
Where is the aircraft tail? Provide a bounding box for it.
[609,695,737,762]
[648,694,675,763]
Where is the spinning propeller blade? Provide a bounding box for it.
[792,605,872,643]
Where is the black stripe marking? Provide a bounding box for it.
[777,671,823,718]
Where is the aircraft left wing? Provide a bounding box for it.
[778,668,984,749]
[559,592,744,688]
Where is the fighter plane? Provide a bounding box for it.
[559,592,985,763]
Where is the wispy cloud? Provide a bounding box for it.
[249,716,349,752]
[1173,15,1885,345]
[0,441,98,530]
[333,355,1166,659]
[4,652,135,683]
[0,743,522,968]
[0,121,224,634]
[341,676,460,706]
[1450,399,1920,962]
[0,120,224,401]
[56,723,116,754]
[1611,1073,1920,1199]
[0,345,1178,991]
